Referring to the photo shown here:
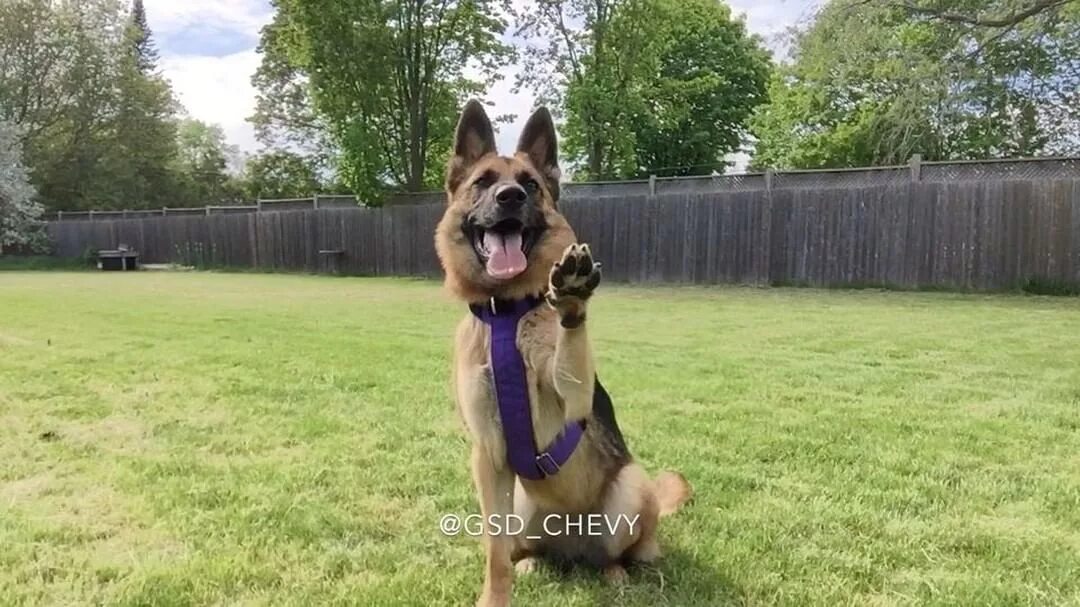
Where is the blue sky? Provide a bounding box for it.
[148,0,820,160]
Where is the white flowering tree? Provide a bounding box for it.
[0,120,44,254]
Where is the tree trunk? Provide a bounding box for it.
[589,137,603,179]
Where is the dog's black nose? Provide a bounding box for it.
[495,184,527,209]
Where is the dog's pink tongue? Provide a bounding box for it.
[483,231,527,280]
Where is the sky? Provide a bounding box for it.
[147,0,820,162]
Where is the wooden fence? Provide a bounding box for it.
[46,178,1080,291]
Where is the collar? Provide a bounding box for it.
[469,295,543,321]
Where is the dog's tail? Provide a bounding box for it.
[654,470,692,517]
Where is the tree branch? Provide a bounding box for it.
[894,0,1075,28]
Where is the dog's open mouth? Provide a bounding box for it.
[469,218,539,281]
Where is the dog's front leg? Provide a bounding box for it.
[547,243,602,422]
[471,444,516,607]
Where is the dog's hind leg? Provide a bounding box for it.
[601,463,662,566]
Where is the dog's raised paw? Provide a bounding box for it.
[546,244,601,328]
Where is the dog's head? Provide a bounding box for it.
[435,100,575,303]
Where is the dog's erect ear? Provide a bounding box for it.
[516,107,561,202]
[446,100,497,193]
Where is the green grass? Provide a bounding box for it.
[2,272,1079,607]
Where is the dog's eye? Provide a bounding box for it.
[524,179,540,193]
[473,176,492,189]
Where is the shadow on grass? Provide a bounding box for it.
[516,547,743,605]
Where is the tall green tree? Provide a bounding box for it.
[31,0,128,210]
[251,0,514,200]
[129,0,158,72]
[513,0,629,178]
[110,0,180,209]
[514,0,770,180]
[750,0,1080,169]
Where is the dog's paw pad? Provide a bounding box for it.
[548,243,601,303]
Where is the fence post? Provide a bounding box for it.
[205,206,211,216]
[89,210,95,221]
[648,174,657,196]
[765,168,775,192]
[257,198,263,212]
[313,195,321,210]
[58,210,63,221]
[909,154,922,182]
[162,207,167,216]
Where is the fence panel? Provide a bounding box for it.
[41,178,1080,291]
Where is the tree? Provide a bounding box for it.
[0,0,185,211]
[0,120,45,254]
[110,0,180,209]
[750,0,1080,169]
[513,0,629,178]
[173,119,244,205]
[241,151,325,200]
[250,3,331,158]
[0,0,71,141]
[129,0,158,73]
[31,0,129,210]
[621,0,770,177]
[252,0,514,200]
[514,0,770,180]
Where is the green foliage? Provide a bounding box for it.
[515,0,770,180]
[0,119,45,253]
[109,0,181,210]
[242,151,325,200]
[751,0,1080,169]
[252,0,514,201]
[250,2,335,164]
[172,119,245,206]
[128,0,158,73]
[0,0,244,211]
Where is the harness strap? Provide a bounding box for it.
[470,297,584,480]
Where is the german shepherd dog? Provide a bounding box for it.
[435,100,691,607]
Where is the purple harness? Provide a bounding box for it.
[470,296,584,480]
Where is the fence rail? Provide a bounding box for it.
[45,176,1080,292]
[43,156,1080,222]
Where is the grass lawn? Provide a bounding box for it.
[1,272,1079,606]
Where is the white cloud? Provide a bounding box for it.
[145,0,271,153]
[160,51,263,152]
[727,0,820,44]
[144,0,271,39]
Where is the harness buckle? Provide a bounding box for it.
[489,297,497,315]
[535,452,560,477]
